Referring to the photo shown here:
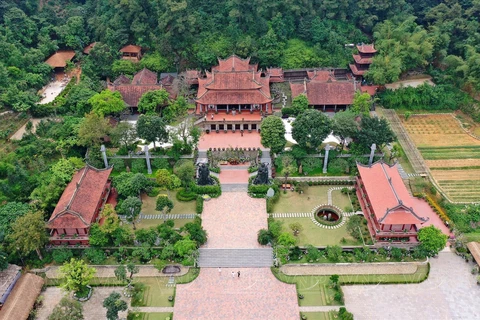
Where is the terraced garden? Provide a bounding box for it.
[401,114,480,202]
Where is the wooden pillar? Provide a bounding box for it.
[238,104,241,111]
[227,105,229,112]
[323,105,326,112]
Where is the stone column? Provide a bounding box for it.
[323,144,331,174]
[100,145,109,169]
[227,105,229,113]
[144,145,152,174]
[369,143,376,165]
[238,104,241,111]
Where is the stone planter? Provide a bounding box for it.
[74,285,93,302]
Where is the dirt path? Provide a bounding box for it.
[385,76,435,90]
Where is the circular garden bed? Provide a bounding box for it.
[314,205,344,226]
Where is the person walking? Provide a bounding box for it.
[237,271,241,278]
[231,271,235,278]
[218,267,221,275]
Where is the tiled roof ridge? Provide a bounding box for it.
[49,210,90,227]
[65,166,89,211]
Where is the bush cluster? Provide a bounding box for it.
[423,194,450,222]
[190,182,221,198]
[176,188,198,202]
[196,195,204,214]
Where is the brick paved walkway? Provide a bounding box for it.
[42,265,188,279]
[281,261,424,276]
[343,249,480,320]
[198,131,262,150]
[201,192,267,248]
[174,268,299,320]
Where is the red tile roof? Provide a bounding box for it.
[213,55,255,72]
[47,166,113,229]
[196,56,272,105]
[353,54,373,64]
[290,80,355,106]
[83,42,97,54]
[114,85,175,107]
[45,50,76,68]
[361,85,378,96]
[357,43,377,54]
[160,74,175,86]
[120,44,142,53]
[357,161,428,225]
[349,64,366,76]
[267,68,283,76]
[307,70,334,82]
[113,75,131,86]
[132,68,158,85]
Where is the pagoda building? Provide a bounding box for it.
[349,43,377,78]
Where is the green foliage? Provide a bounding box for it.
[103,292,128,320]
[152,158,170,170]
[260,116,286,154]
[305,245,320,262]
[292,109,332,150]
[0,202,30,234]
[60,258,96,294]
[120,196,143,229]
[84,248,106,264]
[114,173,151,199]
[338,307,354,320]
[109,158,125,172]
[8,211,48,260]
[300,157,323,175]
[351,91,371,116]
[176,188,197,201]
[156,194,174,214]
[135,228,158,246]
[196,195,204,214]
[52,248,74,264]
[47,297,83,320]
[328,158,349,175]
[138,89,170,114]
[114,265,127,283]
[346,215,364,241]
[174,235,197,258]
[277,232,297,247]
[182,219,207,246]
[291,94,309,115]
[136,115,168,149]
[257,229,273,245]
[282,39,321,69]
[417,225,448,256]
[89,223,110,247]
[111,60,137,78]
[131,159,146,173]
[268,218,284,240]
[78,112,111,147]
[174,161,196,189]
[140,53,170,72]
[355,117,395,149]
[89,90,125,117]
[325,245,342,262]
[447,204,480,233]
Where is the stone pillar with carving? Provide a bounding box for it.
[100,145,109,169]
[323,144,331,174]
[144,145,152,174]
[369,143,376,165]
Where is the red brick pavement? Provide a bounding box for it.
[174,268,300,320]
[198,131,263,150]
[219,170,250,184]
[202,192,267,248]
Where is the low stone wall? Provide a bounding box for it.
[280,260,427,276]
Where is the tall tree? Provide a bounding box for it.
[136,115,168,149]
[332,111,358,150]
[89,90,126,117]
[138,89,170,114]
[291,94,309,115]
[355,117,395,149]
[8,211,48,260]
[292,109,332,151]
[110,122,137,151]
[351,91,372,116]
[59,258,96,294]
[156,194,174,222]
[417,225,447,257]
[174,161,196,190]
[78,112,111,147]
[120,196,142,230]
[260,116,286,154]
[47,297,84,320]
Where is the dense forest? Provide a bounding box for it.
[0,0,480,113]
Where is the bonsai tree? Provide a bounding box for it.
[60,258,96,297]
[103,292,127,320]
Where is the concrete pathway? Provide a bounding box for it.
[174,268,299,320]
[343,249,480,320]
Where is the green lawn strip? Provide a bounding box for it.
[276,218,361,246]
[127,312,173,320]
[300,312,337,320]
[136,218,194,230]
[135,277,174,307]
[331,190,353,212]
[464,232,480,242]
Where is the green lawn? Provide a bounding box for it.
[141,191,196,215]
[273,186,352,213]
[135,277,175,307]
[464,232,480,242]
[128,312,172,320]
[300,312,336,320]
[276,218,361,246]
[136,218,194,230]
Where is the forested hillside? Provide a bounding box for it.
[0,0,480,113]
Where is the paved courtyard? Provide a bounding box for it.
[174,268,299,320]
[343,249,480,320]
[218,169,250,184]
[201,192,267,248]
[198,131,262,150]
[36,286,129,320]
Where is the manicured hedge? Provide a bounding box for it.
[196,195,204,214]
[176,188,198,202]
[191,176,221,198]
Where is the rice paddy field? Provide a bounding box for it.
[402,114,480,202]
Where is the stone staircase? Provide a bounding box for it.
[198,248,273,267]
[221,183,248,192]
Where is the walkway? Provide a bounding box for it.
[343,249,480,320]
[139,213,197,220]
[201,192,267,248]
[280,261,424,276]
[174,268,299,320]
[197,131,262,150]
[40,265,188,279]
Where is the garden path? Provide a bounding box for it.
[343,248,480,320]
[40,265,188,279]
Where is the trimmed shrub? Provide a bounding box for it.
[196,195,204,214]
[131,159,146,173]
[177,188,199,201]
[151,158,170,170]
[109,158,126,172]
[257,229,272,245]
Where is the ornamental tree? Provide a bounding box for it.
[89,90,126,116]
[292,109,332,151]
[156,194,174,221]
[59,258,96,294]
[418,225,448,257]
[332,111,358,150]
[120,196,143,230]
[78,112,111,147]
[291,94,309,115]
[174,161,196,189]
[114,265,127,282]
[136,114,168,149]
[351,91,372,116]
[103,292,128,320]
[110,122,137,152]
[260,116,286,154]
